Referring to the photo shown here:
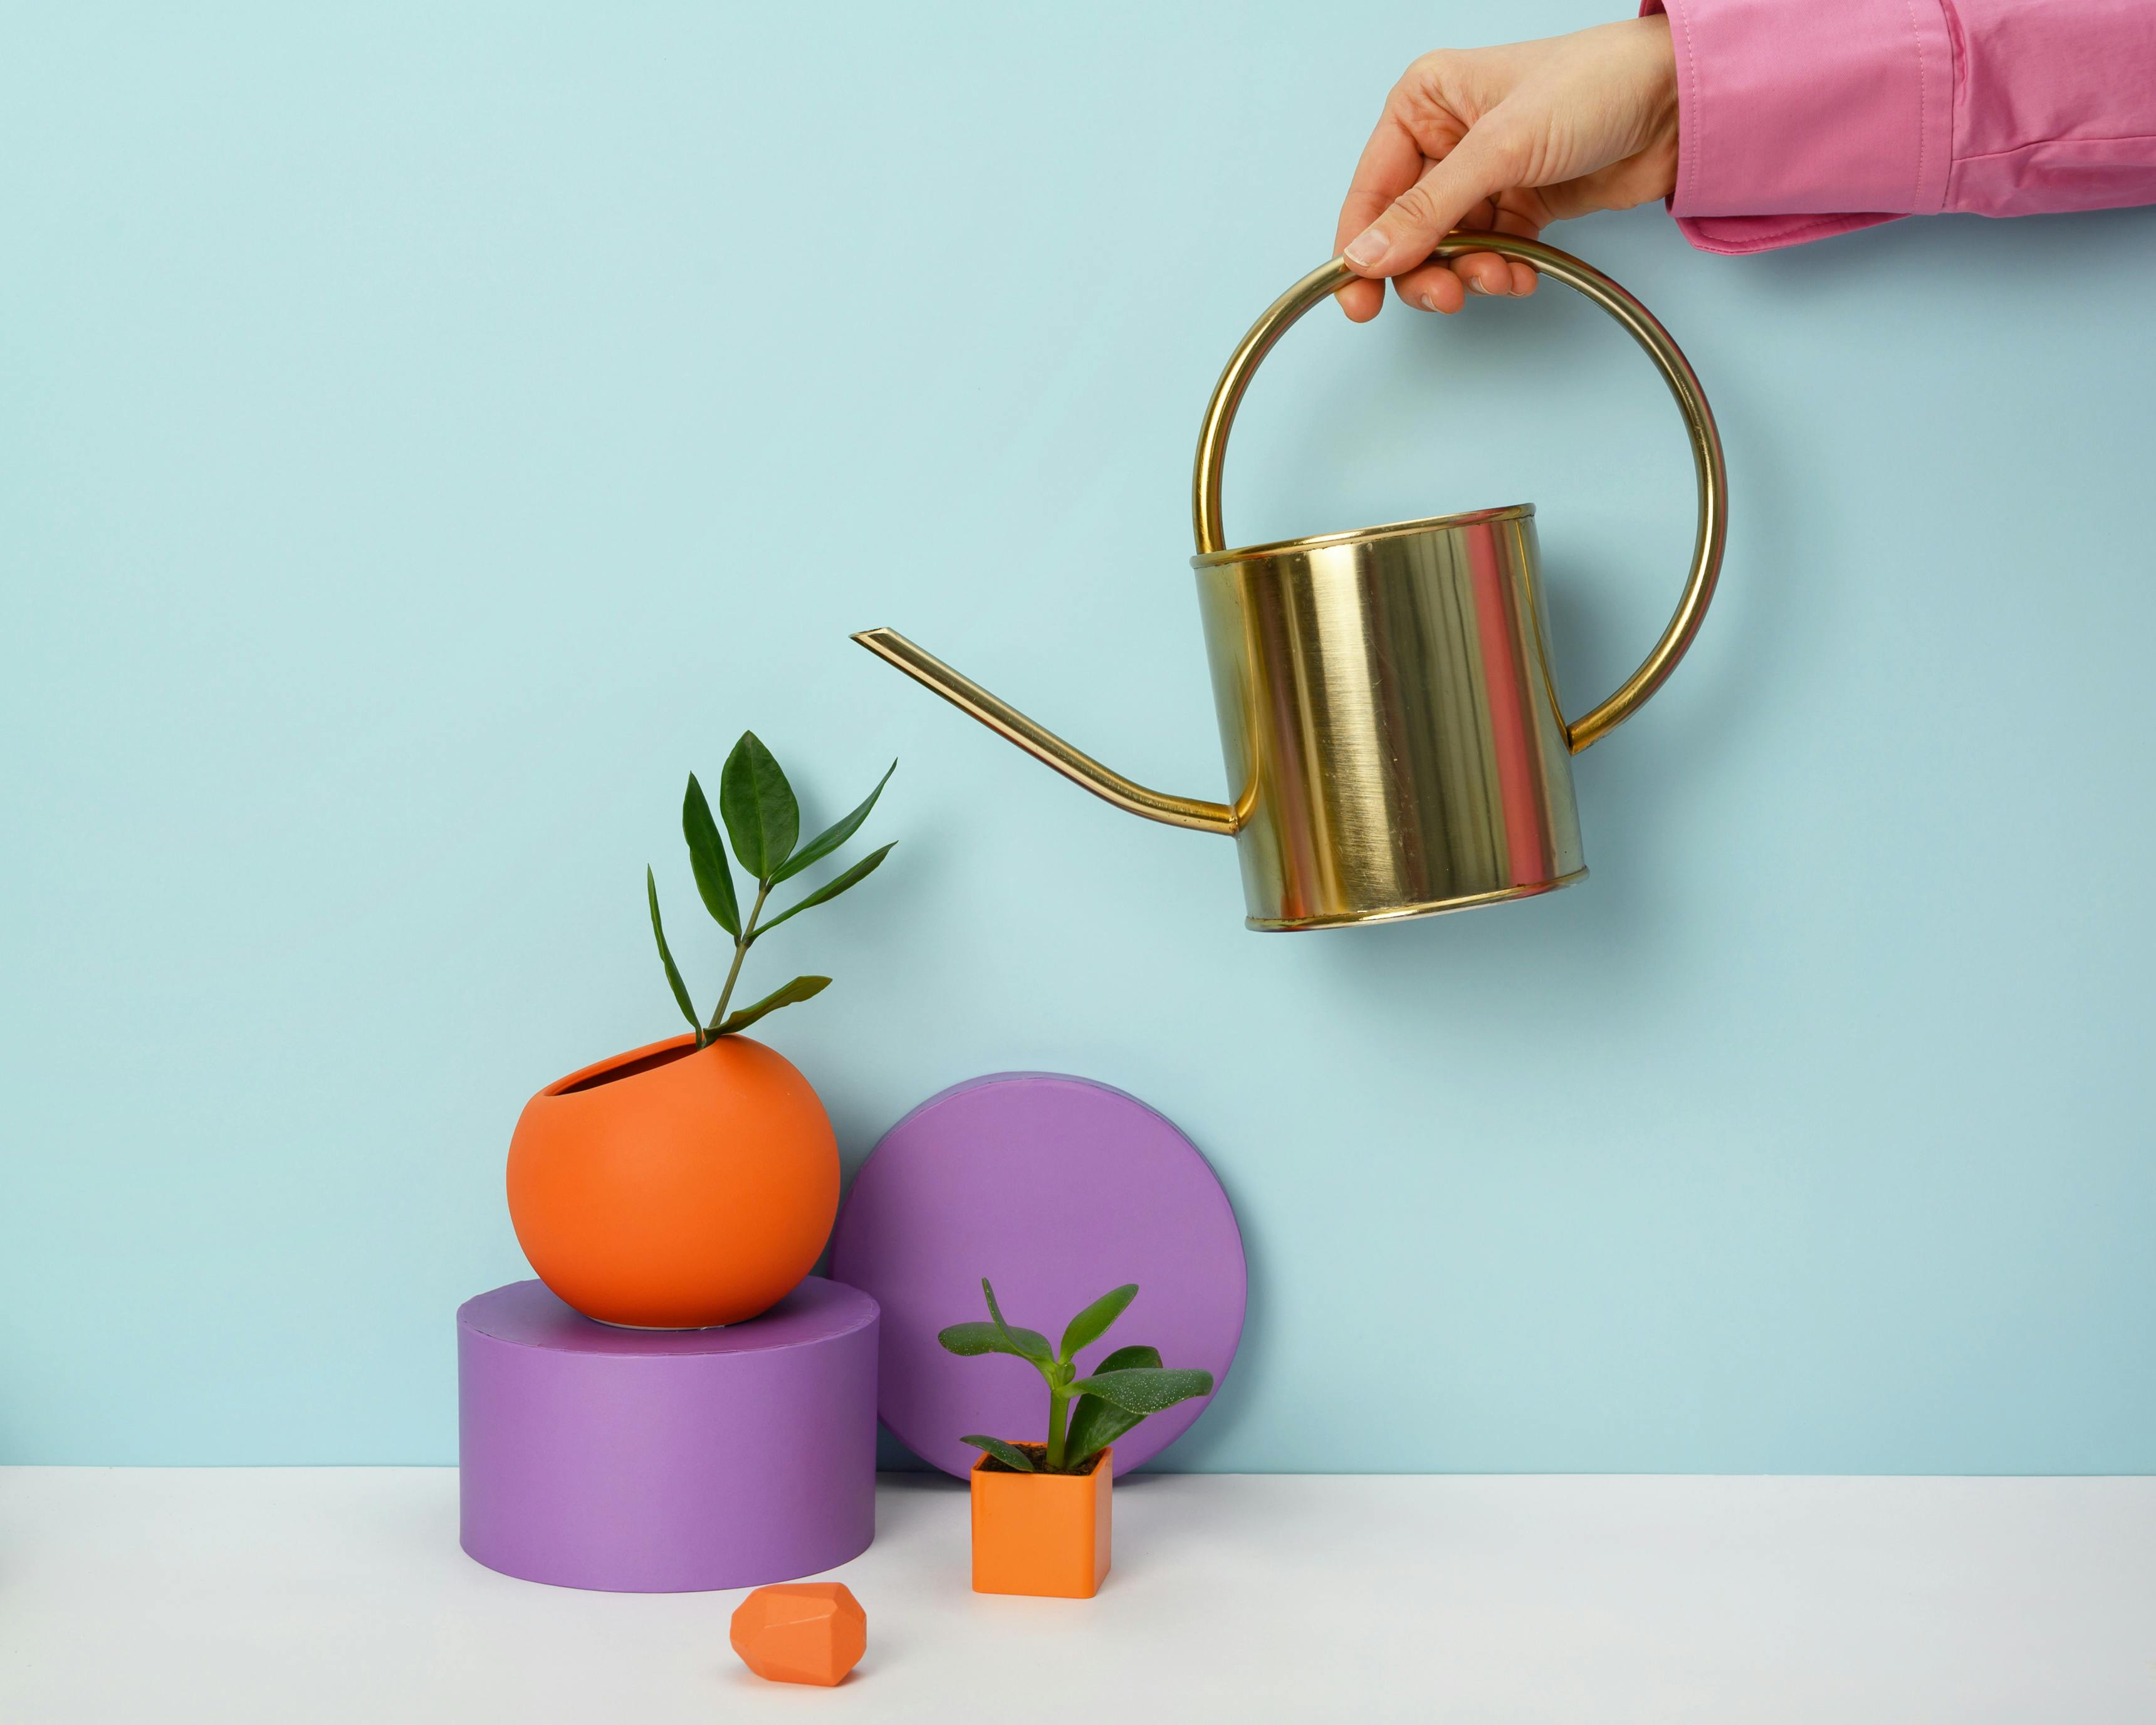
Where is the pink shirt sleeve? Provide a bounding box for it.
[1643,0,2156,253]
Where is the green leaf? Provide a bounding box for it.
[1066,1366,1215,1415]
[755,842,894,938]
[646,868,703,1043]
[773,760,895,884]
[1059,1283,1138,1363]
[719,731,799,879]
[1065,1343,1165,1464]
[713,974,829,1037]
[940,1319,1060,1368]
[980,1278,1053,1365]
[960,1435,1035,1473]
[1064,1393,1145,1467]
[681,773,741,936]
[938,1322,1015,1357]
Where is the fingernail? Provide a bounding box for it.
[1467,278,1490,295]
[1343,227,1388,269]
[1421,291,1442,312]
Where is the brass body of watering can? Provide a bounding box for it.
[856,234,1727,931]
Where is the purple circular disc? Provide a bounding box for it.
[458,1276,877,1591]
[829,1073,1245,1477]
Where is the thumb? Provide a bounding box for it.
[1341,130,1515,278]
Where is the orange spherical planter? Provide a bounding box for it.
[506,1032,838,1329]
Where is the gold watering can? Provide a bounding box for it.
[856,235,1727,931]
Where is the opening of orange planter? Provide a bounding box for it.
[553,1037,700,1094]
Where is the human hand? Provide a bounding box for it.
[1333,16,1679,318]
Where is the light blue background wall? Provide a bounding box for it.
[4,2,2152,1470]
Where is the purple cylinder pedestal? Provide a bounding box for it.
[458,1276,878,1592]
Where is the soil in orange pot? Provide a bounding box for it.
[506,1032,837,1328]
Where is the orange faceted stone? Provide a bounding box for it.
[730,1583,866,1687]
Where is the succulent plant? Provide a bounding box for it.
[938,1279,1214,1474]
[647,731,893,1047]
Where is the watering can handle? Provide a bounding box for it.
[1191,235,1727,754]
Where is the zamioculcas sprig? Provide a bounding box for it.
[647,731,894,1047]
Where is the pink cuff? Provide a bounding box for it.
[1663,210,1905,254]
[1645,0,1955,252]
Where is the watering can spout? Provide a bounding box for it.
[850,628,1237,836]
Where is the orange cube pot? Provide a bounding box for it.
[969,1445,1112,1598]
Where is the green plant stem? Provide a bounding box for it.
[1046,1378,1070,1472]
[708,879,772,1033]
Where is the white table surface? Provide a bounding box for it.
[2,1468,2150,1722]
